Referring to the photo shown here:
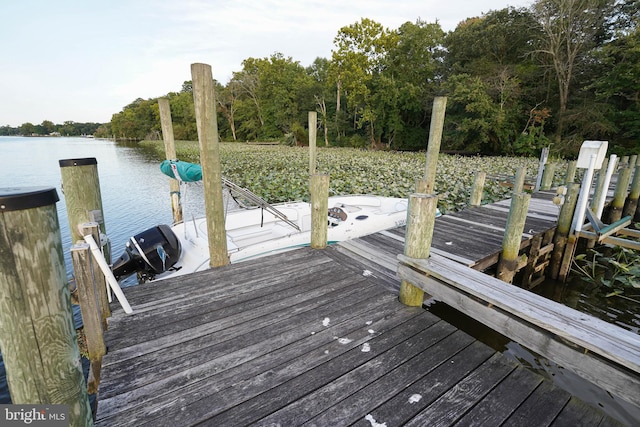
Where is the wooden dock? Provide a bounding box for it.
[94,191,630,426]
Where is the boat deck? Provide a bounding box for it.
[96,246,623,426]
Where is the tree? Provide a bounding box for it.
[330,18,397,147]
[531,0,616,145]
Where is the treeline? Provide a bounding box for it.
[99,0,639,156]
[1,121,102,137]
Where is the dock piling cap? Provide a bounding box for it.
[0,187,59,212]
[59,158,97,167]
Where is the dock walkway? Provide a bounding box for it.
[95,194,624,426]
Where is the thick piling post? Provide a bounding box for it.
[81,223,110,324]
[309,111,318,175]
[0,187,93,424]
[191,63,229,268]
[469,172,486,207]
[540,163,556,191]
[564,160,577,184]
[70,237,105,394]
[513,167,526,194]
[549,183,580,280]
[609,166,632,223]
[399,194,439,306]
[624,166,640,220]
[310,174,329,249]
[59,158,107,251]
[158,97,183,224]
[496,193,531,283]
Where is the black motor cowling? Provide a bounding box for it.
[111,224,181,282]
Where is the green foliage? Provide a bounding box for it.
[571,244,640,303]
[138,140,542,215]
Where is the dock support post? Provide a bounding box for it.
[608,166,632,223]
[423,97,447,193]
[0,187,93,425]
[80,223,110,326]
[550,183,580,280]
[624,165,640,220]
[309,111,317,175]
[534,147,549,191]
[59,157,108,257]
[496,192,531,283]
[310,174,329,249]
[540,162,556,191]
[399,194,439,306]
[564,160,577,184]
[513,167,526,193]
[469,171,486,207]
[158,97,183,224]
[590,157,609,215]
[191,63,229,268]
[630,154,638,168]
[71,240,106,395]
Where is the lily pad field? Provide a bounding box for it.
[140,140,568,214]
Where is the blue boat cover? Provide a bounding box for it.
[160,160,202,182]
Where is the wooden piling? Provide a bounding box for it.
[81,223,110,325]
[540,162,556,191]
[423,97,447,193]
[59,158,107,250]
[513,167,526,194]
[309,111,317,175]
[191,63,229,268]
[630,154,638,168]
[624,165,640,220]
[399,193,439,306]
[609,166,632,223]
[310,174,329,249]
[71,239,106,394]
[496,192,531,284]
[0,187,93,424]
[469,171,486,207]
[564,160,577,184]
[549,183,580,280]
[158,97,183,224]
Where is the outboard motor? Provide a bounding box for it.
[111,224,181,282]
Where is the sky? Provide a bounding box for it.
[0,0,532,127]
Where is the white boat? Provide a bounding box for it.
[165,194,408,279]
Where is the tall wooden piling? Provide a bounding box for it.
[469,171,486,207]
[423,97,447,193]
[59,158,106,248]
[513,167,526,194]
[399,194,439,306]
[549,183,580,280]
[158,97,183,224]
[564,160,577,184]
[624,165,640,220]
[81,223,110,323]
[590,157,609,214]
[496,193,531,283]
[71,237,106,394]
[0,187,93,425]
[609,166,632,223]
[540,162,556,191]
[191,63,229,268]
[310,174,329,249]
[309,111,318,175]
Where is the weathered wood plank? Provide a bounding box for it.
[348,339,495,427]
[501,381,571,426]
[403,353,517,427]
[397,254,640,409]
[213,319,459,427]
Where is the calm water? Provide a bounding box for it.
[0,136,206,404]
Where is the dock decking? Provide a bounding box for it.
[96,249,622,425]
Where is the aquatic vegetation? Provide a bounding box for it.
[139,140,553,214]
[571,243,640,303]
